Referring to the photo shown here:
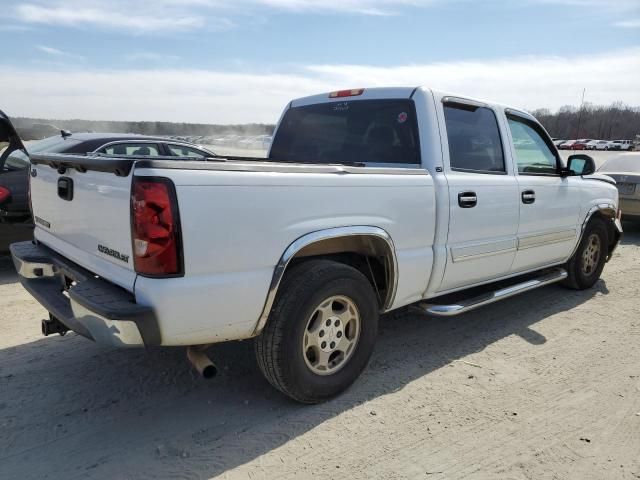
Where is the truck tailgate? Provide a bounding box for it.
[29,158,136,291]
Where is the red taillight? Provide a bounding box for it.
[329,88,364,98]
[131,177,183,276]
[0,186,10,205]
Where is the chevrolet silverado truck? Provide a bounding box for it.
[7,87,622,403]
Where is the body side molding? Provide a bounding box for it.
[252,226,398,336]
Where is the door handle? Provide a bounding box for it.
[522,189,536,204]
[458,191,477,208]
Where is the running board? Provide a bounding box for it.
[416,268,568,317]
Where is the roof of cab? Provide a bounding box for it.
[290,87,420,108]
[289,86,532,118]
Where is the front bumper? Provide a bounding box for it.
[10,241,159,347]
[620,198,640,218]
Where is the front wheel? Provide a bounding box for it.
[255,259,379,403]
[563,218,609,290]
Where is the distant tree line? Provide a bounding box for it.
[11,117,275,141]
[531,103,640,140]
[11,102,640,142]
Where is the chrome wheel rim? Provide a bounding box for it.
[302,295,361,376]
[581,233,601,276]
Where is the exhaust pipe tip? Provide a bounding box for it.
[201,364,217,379]
[187,345,217,379]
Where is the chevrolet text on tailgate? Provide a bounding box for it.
[8,87,622,403]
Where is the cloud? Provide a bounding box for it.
[252,0,433,16]
[124,52,182,62]
[15,2,233,33]
[36,45,85,60]
[0,47,638,123]
[614,19,640,27]
[306,48,640,112]
[529,0,640,11]
[0,25,32,32]
[10,0,640,34]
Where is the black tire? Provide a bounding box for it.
[255,259,379,403]
[563,218,609,290]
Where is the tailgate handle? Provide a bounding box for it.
[57,177,74,201]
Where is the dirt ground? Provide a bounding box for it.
[0,221,638,479]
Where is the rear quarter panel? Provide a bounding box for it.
[133,167,436,345]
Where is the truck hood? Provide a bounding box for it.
[582,173,616,186]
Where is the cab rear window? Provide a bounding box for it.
[269,99,421,165]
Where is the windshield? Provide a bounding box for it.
[269,99,421,165]
[26,135,82,154]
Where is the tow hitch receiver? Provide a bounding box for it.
[42,314,69,336]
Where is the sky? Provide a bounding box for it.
[1,0,639,124]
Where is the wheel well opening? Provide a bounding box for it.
[288,235,396,310]
[589,210,619,257]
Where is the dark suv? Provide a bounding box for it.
[0,119,217,225]
[1,111,218,249]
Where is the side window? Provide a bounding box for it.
[167,145,207,158]
[443,103,505,173]
[102,143,160,156]
[506,116,558,175]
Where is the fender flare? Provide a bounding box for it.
[569,202,621,260]
[252,226,398,336]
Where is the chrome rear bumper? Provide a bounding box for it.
[10,241,158,347]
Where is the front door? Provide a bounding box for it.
[505,112,581,273]
[437,100,520,292]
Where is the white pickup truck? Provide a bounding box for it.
[7,87,622,403]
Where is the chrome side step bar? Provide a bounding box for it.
[416,267,568,317]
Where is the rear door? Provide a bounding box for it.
[437,98,519,292]
[504,111,581,272]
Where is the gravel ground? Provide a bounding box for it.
[0,149,638,479]
[0,221,639,479]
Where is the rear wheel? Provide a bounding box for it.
[563,218,608,290]
[255,259,379,403]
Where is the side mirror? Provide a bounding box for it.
[566,154,596,176]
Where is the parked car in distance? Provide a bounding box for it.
[558,140,577,150]
[598,153,640,221]
[7,87,623,403]
[608,140,635,151]
[585,140,600,150]
[553,139,566,147]
[237,134,273,150]
[594,140,610,150]
[570,139,592,150]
